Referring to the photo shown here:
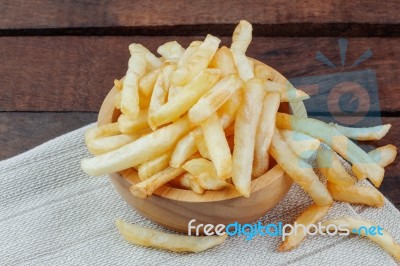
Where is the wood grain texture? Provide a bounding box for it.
[1,36,400,112]
[1,0,399,29]
[0,112,97,160]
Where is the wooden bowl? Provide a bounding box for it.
[98,61,307,233]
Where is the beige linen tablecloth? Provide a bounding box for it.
[1,124,399,265]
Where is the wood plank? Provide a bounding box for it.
[1,0,399,30]
[0,112,398,208]
[0,36,399,112]
[0,112,97,160]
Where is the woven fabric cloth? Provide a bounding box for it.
[1,124,399,266]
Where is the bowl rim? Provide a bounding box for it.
[97,59,307,202]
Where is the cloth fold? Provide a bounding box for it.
[0,124,399,265]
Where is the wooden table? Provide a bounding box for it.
[1,1,399,208]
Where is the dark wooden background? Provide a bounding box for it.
[0,1,399,208]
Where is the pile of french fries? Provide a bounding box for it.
[82,21,399,259]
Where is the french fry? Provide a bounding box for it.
[167,85,182,101]
[138,151,172,180]
[183,158,230,190]
[275,113,385,187]
[327,182,384,207]
[121,52,147,119]
[172,35,221,86]
[330,123,392,141]
[230,20,254,81]
[177,41,202,68]
[170,173,205,194]
[201,114,232,179]
[81,117,191,176]
[118,110,149,134]
[280,129,320,160]
[368,144,397,167]
[188,74,243,125]
[252,92,280,177]
[191,129,211,160]
[278,203,332,251]
[232,78,266,197]
[85,123,120,145]
[188,175,206,194]
[269,128,333,206]
[322,217,400,261]
[116,219,227,252]
[264,81,310,102]
[129,43,162,69]
[87,134,138,156]
[316,149,355,186]
[149,69,221,128]
[148,64,176,129]
[139,68,160,98]
[217,89,242,129]
[170,133,198,168]
[254,62,273,80]
[130,167,185,198]
[231,52,254,81]
[157,41,185,62]
[209,46,237,75]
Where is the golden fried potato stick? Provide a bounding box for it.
[265,81,309,102]
[217,89,242,129]
[191,129,211,160]
[327,183,385,207]
[316,149,355,186]
[275,113,385,187]
[117,110,149,134]
[121,51,147,119]
[177,41,202,68]
[330,123,392,141]
[139,68,160,98]
[81,117,191,176]
[172,35,220,86]
[183,158,231,190]
[252,92,280,177]
[188,74,243,125]
[269,128,333,206]
[129,43,162,69]
[116,219,227,253]
[209,46,238,75]
[322,216,400,261]
[157,41,185,62]
[138,151,173,180]
[130,167,185,198]
[148,64,176,129]
[278,203,332,251]
[368,144,397,167]
[232,78,266,197]
[85,123,120,145]
[169,172,205,194]
[281,129,320,160]
[149,69,221,128]
[170,133,198,168]
[87,134,138,156]
[201,114,232,179]
[230,20,254,81]
[254,62,273,80]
